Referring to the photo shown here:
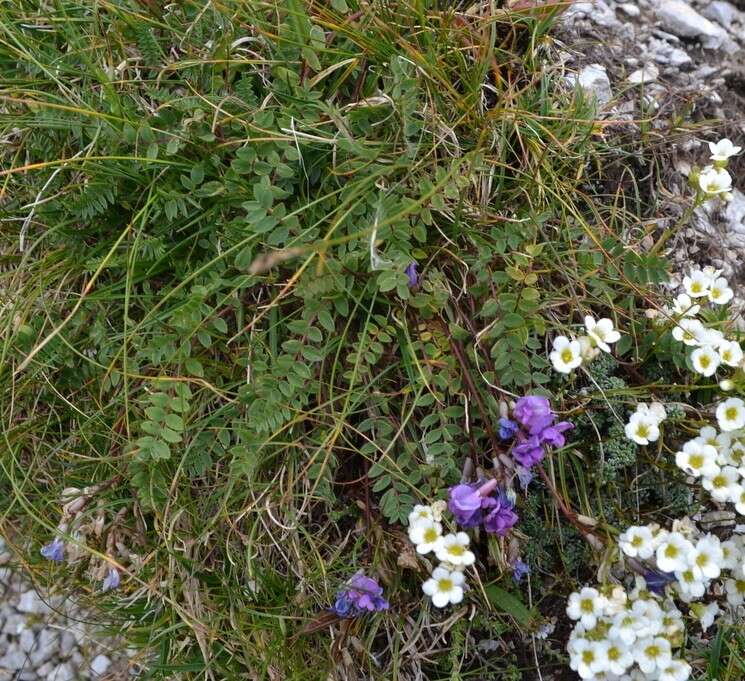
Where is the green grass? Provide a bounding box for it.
[1,1,743,679]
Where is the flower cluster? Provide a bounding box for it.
[550,315,621,374]
[331,572,389,618]
[505,395,573,470]
[567,580,690,680]
[694,138,741,201]
[674,417,745,515]
[664,267,743,381]
[624,402,667,446]
[448,479,519,534]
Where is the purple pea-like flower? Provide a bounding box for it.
[405,262,419,288]
[498,417,519,441]
[483,491,519,535]
[644,569,676,595]
[40,537,65,562]
[102,566,120,592]
[512,435,545,468]
[448,479,499,528]
[514,396,554,435]
[331,572,388,618]
[538,421,574,448]
[512,559,530,583]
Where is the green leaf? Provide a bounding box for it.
[484,584,535,627]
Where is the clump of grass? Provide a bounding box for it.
[1,1,739,679]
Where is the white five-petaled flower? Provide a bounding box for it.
[674,566,707,600]
[671,318,705,346]
[709,138,742,162]
[670,293,700,317]
[717,398,745,432]
[550,335,582,374]
[584,316,621,353]
[675,440,720,478]
[435,532,475,567]
[408,519,444,555]
[718,339,744,367]
[691,345,721,377]
[635,636,672,675]
[708,277,734,305]
[656,532,693,573]
[625,411,660,445]
[422,566,465,608]
[724,576,745,606]
[408,504,434,525]
[619,525,656,559]
[566,587,607,629]
[690,534,724,580]
[568,638,607,680]
[701,465,741,503]
[602,640,634,676]
[699,166,733,195]
[682,270,712,298]
[659,658,693,681]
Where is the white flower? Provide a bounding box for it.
[659,659,692,681]
[566,587,607,629]
[602,640,634,676]
[720,540,742,570]
[682,270,712,298]
[674,566,707,601]
[670,293,700,317]
[635,636,672,675]
[408,519,444,555]
[718,339,744,367]
[577,335,600,362]
[656,532,693,573]
[701,465,741,503]
[602,585,628,616]
[625,411,660,445]
[725,577,745,606]
[569,638,608,680]
[708,277,734,305]
[637,402,667,425]
[733,486,745,515]
[672,318,706,346]
[675,440,720,478]
[717,398,745,432]
[584,316,621,353]
[699,166,733,195]
[408,504,434,525]
[721,378,736,391]
[709,138,742,162]
[691,345,721,377]
[695,601,720,631]
[550,335,582,374]
[430,499,447,521]
[619,525,656,559]
[422,566,465,608]
[435,532,475,567]
[609,611,644,647]
[690,535,723,580]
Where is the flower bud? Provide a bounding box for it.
[719,379,735,392]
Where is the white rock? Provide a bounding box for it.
[647,37,693,66]
[2,613,27,635]
[701,1,739,26]
[618,2,640,17]
[628,64,660,84]
[59,631,76,658]
[18,629,36,654]
[17,590,51,615]
[29,629,57,666]
[590,0,621,27]
[90,655,112,677]
[0,644,27,671]
[574,64,613,106]
[35,662,55,678]
[48,663,75,681]
[655,1,729,48]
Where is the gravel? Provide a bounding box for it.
[0,537,132,680]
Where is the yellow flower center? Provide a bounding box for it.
[631,535,643,547]
[636,424,649,438]
[696,553,709,567]
[713,475,726,489]
[580,598,594,614]
[424,528,438,543]
[437,578,453,592]
[561,348,574,363]
[645,644,661,658]
[691,282,702,293]
[725,407,738,421]
[699,355,711,368]
[448,544,465,557]
[664,544,678,558]
[689,454,704,469]
[582,650,595,664]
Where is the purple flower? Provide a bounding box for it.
[40,537,64,562]
[512,559,530,583]
[644,569,676,595]
[331,572,388,618]
[512,435,545,468]
[405,262,419,287]
[538,421,574,448]
[448,479,498,528]
[514,396,554,435]
[102,567,120,592]
[483,491,518,535]
[498,418,519,440]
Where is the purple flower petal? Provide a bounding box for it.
[513,559,530,583]
[405,262,419,287]
[514,396,554,434]
[40,537,65,562]
[448,483,484,528]
[102,567,120,592]
[499,418,519,440]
